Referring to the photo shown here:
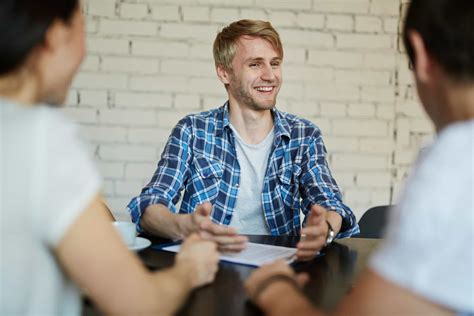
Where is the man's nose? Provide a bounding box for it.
[260,64,276,81]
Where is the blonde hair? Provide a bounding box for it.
[213,19,283,70]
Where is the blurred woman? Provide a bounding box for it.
[0,1,219,315]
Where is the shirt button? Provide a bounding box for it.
[234,183,239,187]
[225,215,232,220]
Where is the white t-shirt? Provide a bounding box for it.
[228,124,274,234]
[370,120,474,314]
[1,100,100,316]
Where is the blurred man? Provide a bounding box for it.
[245,0,474,314]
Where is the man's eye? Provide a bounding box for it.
[249,63,258,68]
[271,62,280,67]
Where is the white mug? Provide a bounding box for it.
[112,221,136,246]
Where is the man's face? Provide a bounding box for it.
[224,36,282,111]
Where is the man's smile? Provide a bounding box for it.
[254,86,275,93]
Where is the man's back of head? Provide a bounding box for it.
[403,0,474,83]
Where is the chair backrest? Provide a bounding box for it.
[356,205,391,238]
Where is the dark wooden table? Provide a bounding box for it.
[83,236,379,316]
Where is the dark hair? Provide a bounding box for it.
[0,0,78,75]
[403,0,474,81]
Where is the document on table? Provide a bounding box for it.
[161,242,297,267]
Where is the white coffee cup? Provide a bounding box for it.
[112,221,136,246]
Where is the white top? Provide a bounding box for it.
[370,120,474,313]
[1,100,100,316]
[228,124,274,234]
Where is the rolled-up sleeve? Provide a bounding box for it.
[127,119,193,232]
[300,132,359,238]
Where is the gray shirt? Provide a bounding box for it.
[228,124,275,234]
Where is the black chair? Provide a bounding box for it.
[356,205,391,238]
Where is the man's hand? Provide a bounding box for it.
[189,202,248,252]
[296,204,328,261]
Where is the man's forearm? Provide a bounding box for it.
[140,204,192,240]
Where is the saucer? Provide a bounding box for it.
[128,237,151,251]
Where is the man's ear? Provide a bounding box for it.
[408,30,437,84]
[40,18,69,57]
[216,64,231,85]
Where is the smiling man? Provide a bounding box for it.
[127,20,359,260]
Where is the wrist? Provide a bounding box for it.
[257,279,301,315]
[324,220,335,246]
[170,260,194,290]
[325,210,343,235]
[254,275,301,308]
[255,281,294,315]
[177,214,194,239]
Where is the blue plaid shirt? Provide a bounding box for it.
[128,103,359,237]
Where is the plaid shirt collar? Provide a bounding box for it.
[216,101,292,144]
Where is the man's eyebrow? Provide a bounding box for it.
[244,57,264,63]
[244,57,282,63]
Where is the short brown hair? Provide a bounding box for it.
[213,19,283,70]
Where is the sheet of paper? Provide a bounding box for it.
[161,242,297,267]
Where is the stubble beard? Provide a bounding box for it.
[231,78,278,112]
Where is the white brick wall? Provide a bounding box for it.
[326,15,353,31]
[72,0,432,221]
[88,0,116,17]
[119,3,149,19]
